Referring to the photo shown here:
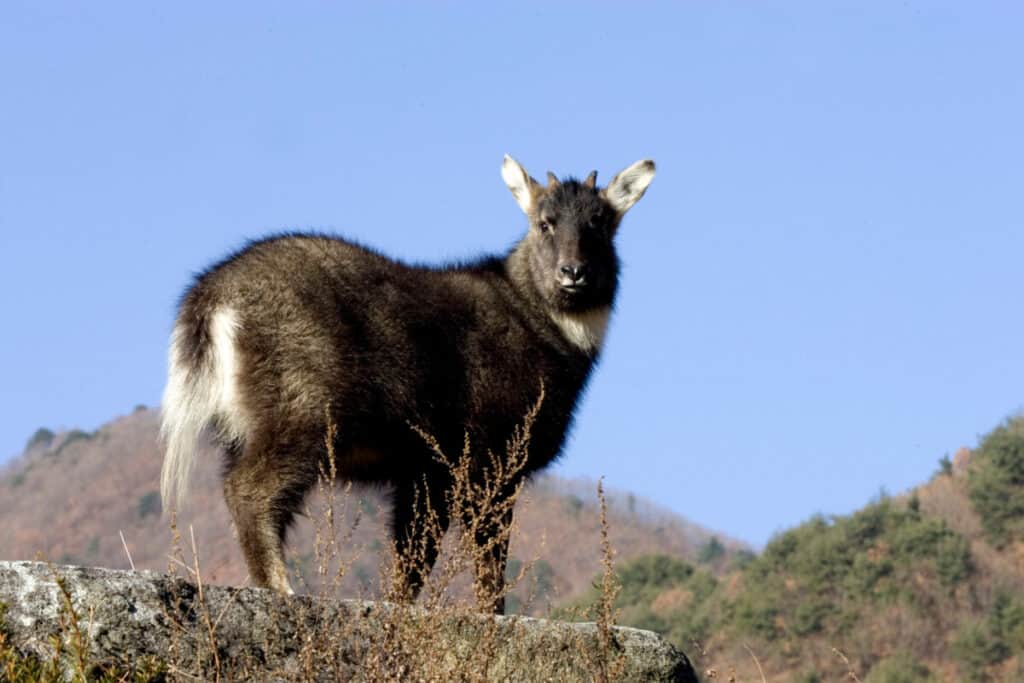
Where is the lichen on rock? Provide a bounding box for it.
[0,561,697,682]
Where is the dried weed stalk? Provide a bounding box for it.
[831,647,863,682]
[162,513,243,681]
[150,386,632,681]
[578,478,628,683]
[355,389,545,681]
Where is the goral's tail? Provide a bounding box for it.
[160,307,246,511]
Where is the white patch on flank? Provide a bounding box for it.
[551,307,611,354]
[501,154,534,214]
[160,307,247,511]
[603,159,656,214]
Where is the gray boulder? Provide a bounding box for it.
[0,561,697,682]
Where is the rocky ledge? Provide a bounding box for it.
[0,561,697,681]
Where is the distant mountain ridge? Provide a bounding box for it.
[0,407,745,613]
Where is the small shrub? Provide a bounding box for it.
[53,429,93,457]
[791,599,831,636]
[504,556,523,583]
[731,548,756,570]
[793,673,822,683]
[988,591,1024,655]
[697,536,725,565]
[864,651,936,683]
[967,417,1024,547]
[728,592,780,641]
[25,427,54,451]
[617,554,694,605]
[564,494,585,517]
[530,559,556,602]
[906,493,921,518]
[953,620,1009,679]
[137,490,161,519]
[937,454,953,477]
[934,533,973,587]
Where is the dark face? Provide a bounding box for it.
[524,180,620,313]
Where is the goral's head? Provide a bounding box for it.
[502,155,655,313]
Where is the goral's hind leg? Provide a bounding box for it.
[222,434,316,594]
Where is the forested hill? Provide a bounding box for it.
[575,417,1024,682]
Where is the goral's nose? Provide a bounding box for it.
[559,263,589,285]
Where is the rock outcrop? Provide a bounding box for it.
[0,561,697,681]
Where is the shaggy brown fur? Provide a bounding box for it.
[160,156,655,611]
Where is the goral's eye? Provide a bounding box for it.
[538,220,552,233]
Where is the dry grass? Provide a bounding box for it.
[0,392,706,681]
[143,394,634,681]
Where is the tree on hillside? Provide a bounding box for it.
[967,417,1024,547]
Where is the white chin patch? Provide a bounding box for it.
[550,307,611,353]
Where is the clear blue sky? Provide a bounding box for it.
[2,2,1022,547]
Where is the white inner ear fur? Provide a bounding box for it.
[603,159,656,214]
[502,154,535,213]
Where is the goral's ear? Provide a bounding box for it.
[501,154,541,214]
[602,160,656,214]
